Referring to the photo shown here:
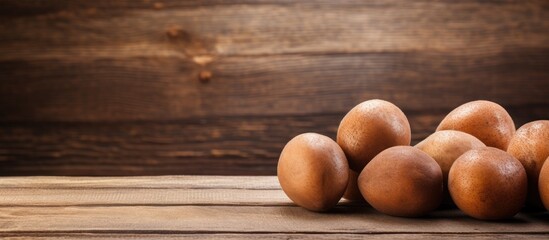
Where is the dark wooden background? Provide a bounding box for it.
[0,0,548,176]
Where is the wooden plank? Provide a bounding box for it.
[0,176,288,206]
[1,52,548,122]
[0,176,280,189]
[0,110,544,176]
[0,205,547,233]
[1,233,548,240]
[1,0,547,56]
[0,188,289,206]
[0,115,338,175]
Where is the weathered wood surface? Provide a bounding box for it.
[0,111,545,175]
[0,176,547,239]
[3,234,549,240]
[0,0,548,175]
[1,0,548,122]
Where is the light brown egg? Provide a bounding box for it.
[337,99,411,172]
[343,170,366,202]
[415,130,486,205]
[277,133,349,211]
[507,120,549,208]
[358,146,443,217]
[448,147,527,220]
[539,157,549,210]
[436,100,515,150]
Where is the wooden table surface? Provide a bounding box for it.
[0,176,547,239]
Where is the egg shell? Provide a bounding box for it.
[507,120,549,208]
[436,100,515,150]
[337,99,411,172]
[449,147,527,220]
[358,146,443,217]
[277,133,349,212]
[539,157,549,210]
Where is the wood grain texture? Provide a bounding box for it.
[0,116,337,175]
[0,176,281,189]
[3,233,549,240]
[1,0,548,122]
[0,176,286,206]
[0,110,545,175]
[1,206,548,233]
[0,0,548,175]
[0,188,288,206]
[1,0,548,56]
[1,46,548,122]
[0,176,547,239]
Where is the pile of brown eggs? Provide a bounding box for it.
[277,99,549,220]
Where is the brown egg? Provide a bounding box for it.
[337,99,411,172]
[448,147,527,220]
[507,120,549,208]
[415,130,486,205]
[539,157,549,210]
[343,170,366,202]
[277,133,349,211]
[358,146,443,217]
[436,100,515,150]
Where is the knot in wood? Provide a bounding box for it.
[198,71,212,83]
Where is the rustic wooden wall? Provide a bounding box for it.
[0,0,548,176]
